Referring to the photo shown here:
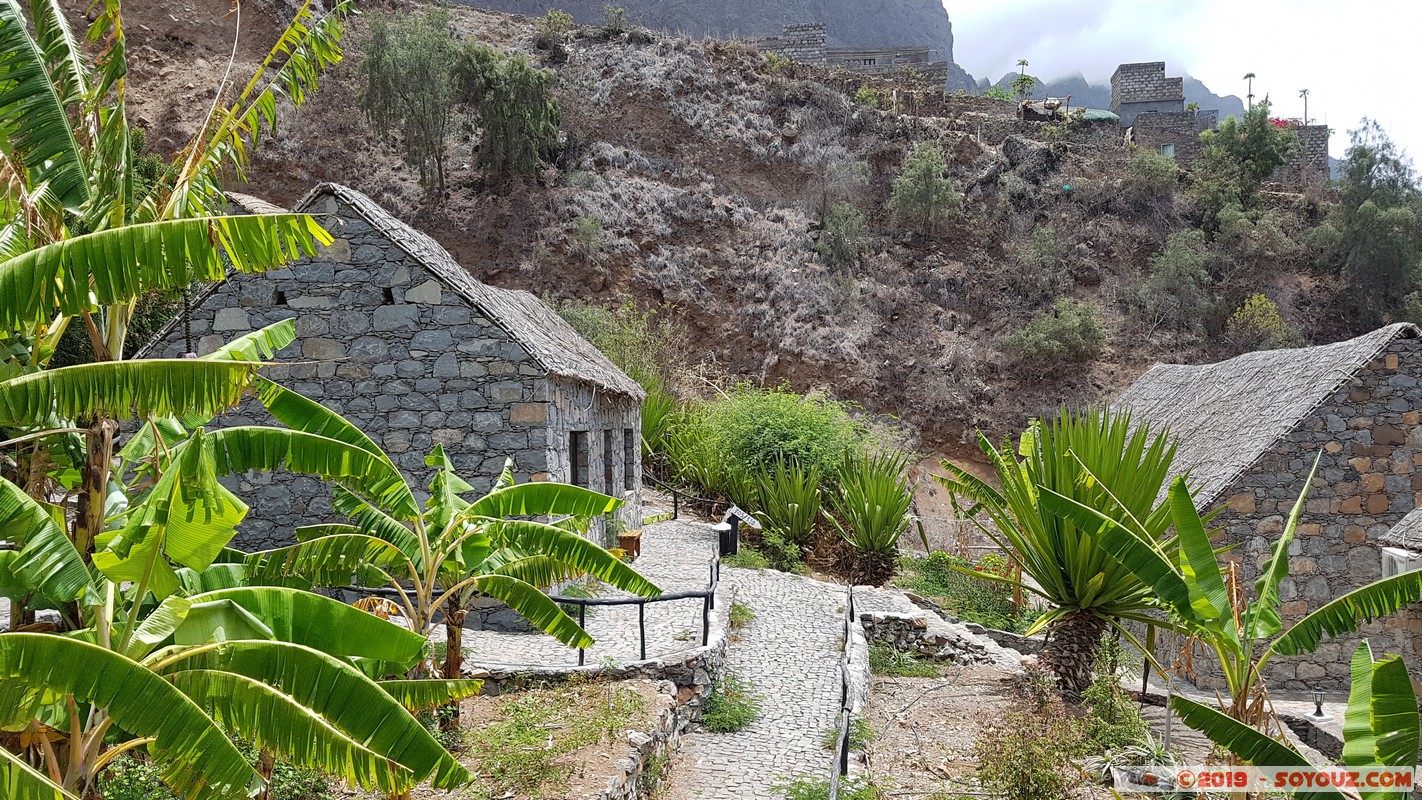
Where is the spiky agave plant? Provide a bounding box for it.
[935,407,1180,693]
[826,451,917,585]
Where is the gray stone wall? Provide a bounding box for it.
[1111,62,1187,126]
[1188,336,1422,689]
[1271,123,1330,187]
[149,195,557,550]
[545,380,643,541]
[1131,109,1216,165]
[748,22,826,63]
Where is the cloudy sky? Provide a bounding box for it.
[944,0,1420,161]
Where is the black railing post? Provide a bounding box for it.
[702,594,710,646]
[638,602,647,661]
[578,604,587,666]
[673,488,679,520]
[708,563,716,609]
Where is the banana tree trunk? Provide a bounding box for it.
[74,419,117,561]
[255,749,275,800]
[441,605,466,731]
[1039,610,1109,694]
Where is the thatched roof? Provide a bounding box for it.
[296,183,645,401]
[1112,323,1420,505]
[1380,507,1422,552]
[225,191,287,215]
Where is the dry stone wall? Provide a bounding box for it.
[1271,124,1330,187]
[1190,336,1422,689]
[148,196,555,550]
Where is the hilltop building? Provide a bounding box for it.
[749,23,951,83]
[142,183,645,550]
[1113,324,1422,689]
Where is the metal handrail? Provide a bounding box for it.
[641,473,727,520]
[549,557,721,665]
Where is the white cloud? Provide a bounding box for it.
[945,0,1422,160]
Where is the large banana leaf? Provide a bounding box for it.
[1269,571,1422,657]
[243,533,410,588]
[0,214,328,330]
[465,481,622,521]
[378,678,484,712]
[0,746,75,800]
[0,359,265,426]
[1169,696,1344,800]
[0,475,93,603]
[0,0,87,210]
[1343,642,1419,780]
[171,599,275,645]
[489,519,660,599]
[463,573,593,649]
[161,640,470,789]
[331,486,423,558]
[1166,479,1229,622]
[187,587,425,667]
[204,426,418,521]
[0,634,258,800]
[170,669,415,793]
[202,318,297,362]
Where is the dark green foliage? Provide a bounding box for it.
[972,673,1086,800]
[867,644,940,677]
[1323,120,1422,327]
[1079,637,1150,755]
[722,546,771,570]
[453,44,561,184]
[96,755,180,800]
[755,459,821,552]
[816,202,871,269]
[888,142,961,235]
[827,451,916,584]
[702,386,865,477]
[1190,102,1296,221]
[533,9,574,50]
[701,671,760,732]
[1005,297,1105,370]
[1225,294,1304,352]
[1124,148,1178,202]
[1135,229,1212,334]
[360,9,459,189]
[901,551,1019,630]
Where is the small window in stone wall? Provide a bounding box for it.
[381,287,395,305]
[274,290,287,306]
[623,429,635,491]
[602,429,614,493]
[571,431,589,488]
[1160,143,1176,158]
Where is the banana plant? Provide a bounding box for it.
[1042,455,1422,734]
[935,407,1183,692]
[1170,640,1419,800]
[245,446,663,682]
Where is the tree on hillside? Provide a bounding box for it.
[1189,102,1296,224]
[888,142,961,236]
[1324,120,1422,327]
[1135,229,1212,336]
[363,10,562,190]
[361,9,461,190]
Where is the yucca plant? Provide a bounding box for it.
[1170,641,1417,800]
[754,459,822,550]
[935,407,1181,692]
[1044,455,1422,735]
[826,451,916,584]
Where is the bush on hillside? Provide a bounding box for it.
[815,202,871,269]
[1005,298,1105,371]
[888,142,961,236]
[1225,294,1305,352]
[701,386,865,476]
[1134,229,1212,335]
[1124,148,1178,202]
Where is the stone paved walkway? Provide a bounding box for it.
[663,567,848,799]
[460,519,720,667]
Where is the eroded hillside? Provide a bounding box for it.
[102,0,1342,466]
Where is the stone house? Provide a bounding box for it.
[1113,323,1422,689]
[142,182,645,550]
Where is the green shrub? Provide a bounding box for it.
[1225,293,1304,352]
[534,8,573,49]
[1124,148,1178,202]
[852,87,878,108]
[775,776,881,800]
[826,451,916,584]
[888,142,961,236]
[1079,637,1150,756]
[602,3,628,33]
[755,459,822,551]
[723,545,771,570]
[905,552,1018,630]
[730,600,756,630]
[570,214,606,256]
[1001,225,1065,307]
[868,644,940,677]
[701,386,865,476]
[816,202,871,269]
[1135,229,1212,334]
[973,694,1085,800]
[96,755,179,800]
[1005,298,1105,369]
[765,51,792,74]
[702,671,761,732]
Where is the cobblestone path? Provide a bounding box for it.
[663,567,848,799]
[461,519,719,667]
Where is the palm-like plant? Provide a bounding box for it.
[935,407,1180,692]
[1043,458,1422,735]
[1170,641,1417,800]
[241,443,662,682]
[826,451,918,584]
